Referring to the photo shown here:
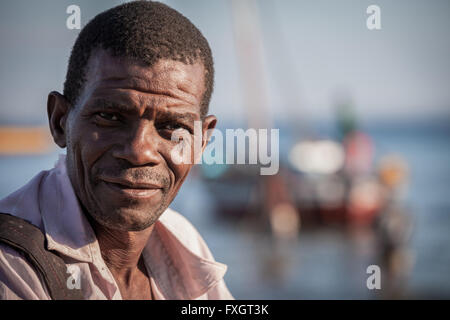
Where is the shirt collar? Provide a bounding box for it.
[145,213,227,299]
[39,154,227,299]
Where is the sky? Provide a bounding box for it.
[0,0,449,125]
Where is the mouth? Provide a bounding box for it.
[100,178,163,199]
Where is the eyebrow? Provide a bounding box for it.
[157,111,197,124]
[87,98,136,113]
[88,98,199,123]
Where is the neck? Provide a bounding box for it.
[92,222,154,277]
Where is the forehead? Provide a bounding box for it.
[79,49,206,113]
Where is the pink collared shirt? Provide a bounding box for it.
[0,155,233,300]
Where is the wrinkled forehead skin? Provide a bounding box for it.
[75,48,207,115]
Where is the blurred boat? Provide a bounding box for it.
[199,129,410,234]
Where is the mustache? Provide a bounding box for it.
[92,165,170,188]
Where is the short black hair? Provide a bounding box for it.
[63,0,214,116]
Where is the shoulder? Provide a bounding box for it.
[0,169,50,230]
[150,208,234,300]
[0,243,50,300]
[159,208,199,237]
[157,207,214,259]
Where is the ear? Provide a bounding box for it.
[47,91,70,148]
[201,115,217,153]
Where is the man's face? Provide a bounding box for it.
[50,49,215,231]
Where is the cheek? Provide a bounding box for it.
[169,163,193,200]
[74,131,105,166]
[173,163,192,181]
[160,143,194,187]
[67,124,112,186]
[82,130,111,162]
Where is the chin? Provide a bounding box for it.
[92,206,163,231]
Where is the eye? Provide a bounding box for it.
[97,112,119,122]
[157,122,193,140]
[162,123,182,131]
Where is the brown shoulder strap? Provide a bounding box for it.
[0,213,83,300]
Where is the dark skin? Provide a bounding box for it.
[47,49,216,299]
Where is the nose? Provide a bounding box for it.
[112,121,161,166]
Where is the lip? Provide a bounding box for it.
[100,178,162,199]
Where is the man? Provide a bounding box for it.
[0,1,233,300]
